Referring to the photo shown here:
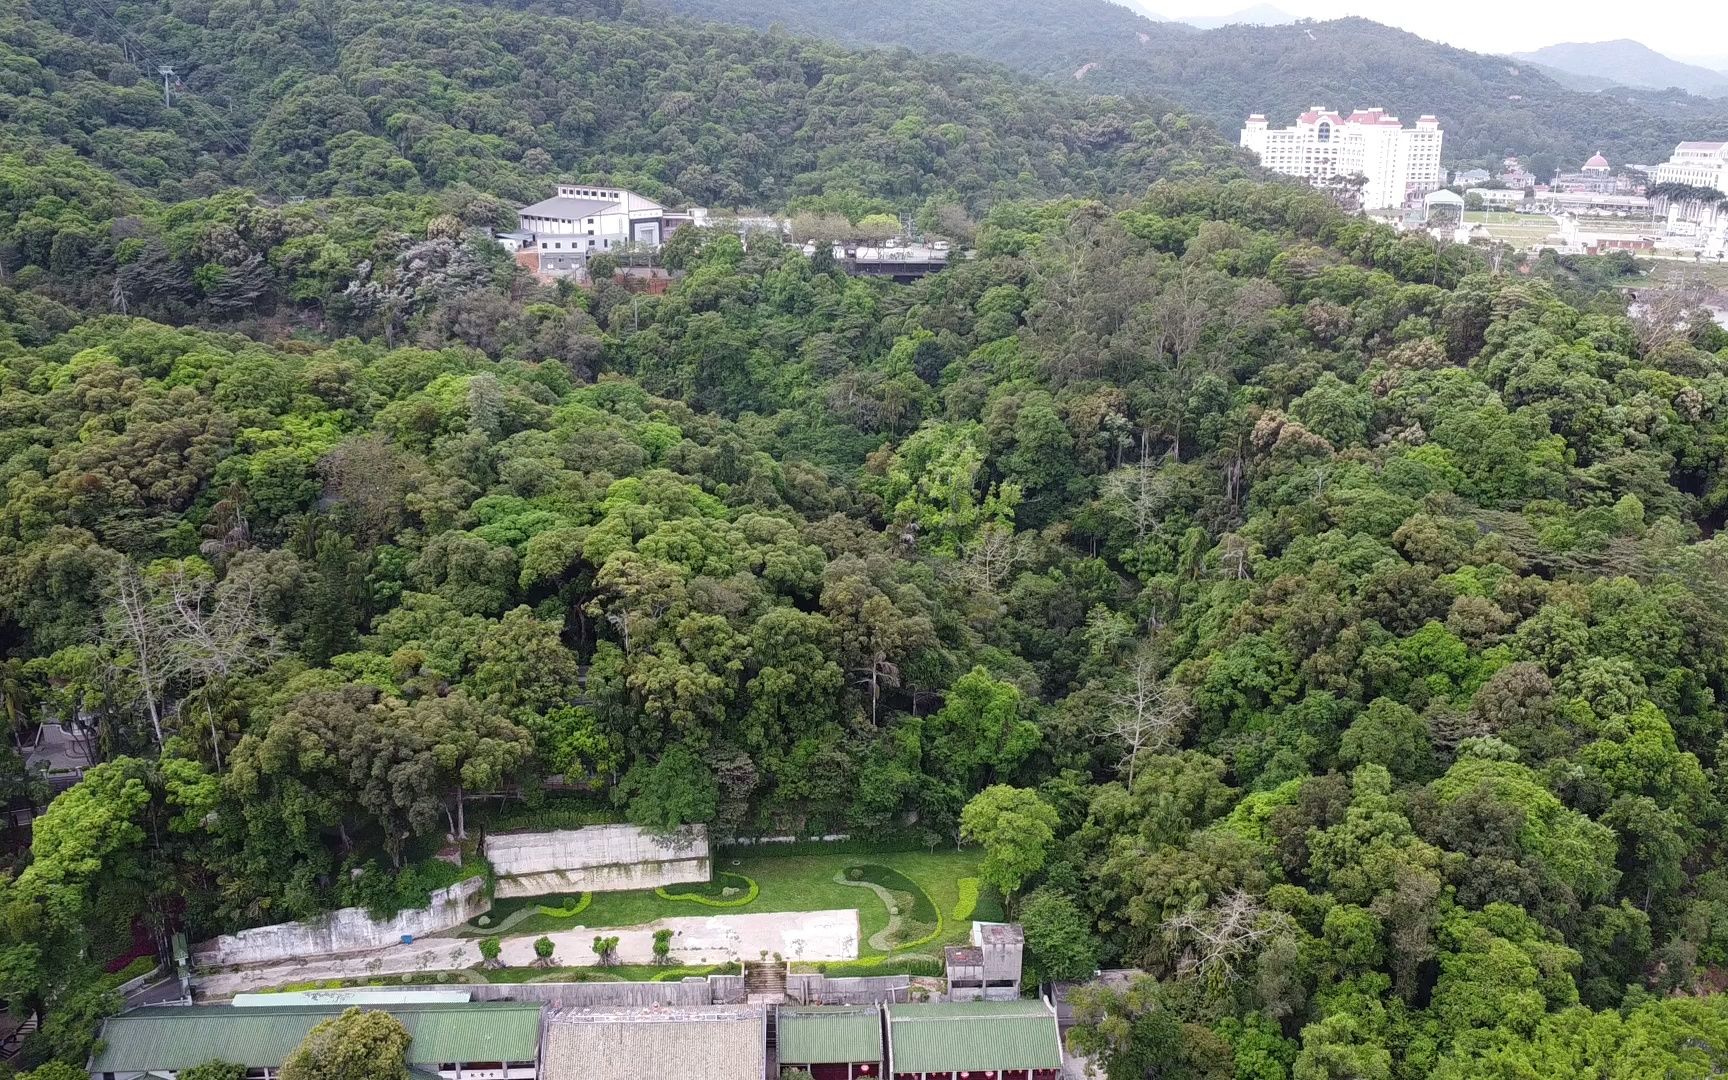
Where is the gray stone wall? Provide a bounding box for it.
[484,824,711,897]
[193,876,488,968]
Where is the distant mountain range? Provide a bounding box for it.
[1512,40,1728,98]
[1174,4,1295,29]
[1102,0,1295,27]
[655,0,1728,167]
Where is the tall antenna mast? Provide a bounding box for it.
[158,65,176,107]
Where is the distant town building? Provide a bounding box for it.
[1553,152,1627,195]
[497,184,695,277]
[1499,155,1537,190]
[1467,187,1526,209]
[1240,107,1444,209]
[1532,191,1653,216]
[1653,141,1728,194]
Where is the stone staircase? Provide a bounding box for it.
[744,959,788,1003]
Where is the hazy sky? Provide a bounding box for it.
[1125,0,1728,64]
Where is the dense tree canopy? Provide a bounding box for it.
[4,0,1728,1075]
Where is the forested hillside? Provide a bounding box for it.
[2,0,1242,210]
[7,0,1728,1077]
[660,0,1728,169]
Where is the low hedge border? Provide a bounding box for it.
[655,872,759,907]
[952,878,981,922]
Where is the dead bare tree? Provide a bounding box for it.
[158,564,282,769]
[1103,436,1173,543]
[1096,652,1191,786]
[962,522,1024,593]
[1632,281,1714,356]
[101,560,171,748]
[1163,890,1290,986]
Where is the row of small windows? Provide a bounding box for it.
[541,238,613,249]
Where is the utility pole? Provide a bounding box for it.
[159,65,176,107]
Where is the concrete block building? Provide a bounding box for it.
[944,923,1025,1002]
[87,1002,543,1080]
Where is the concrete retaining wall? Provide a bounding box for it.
[386,973,902,1007]
[485,824,710,898]
[788,974,911,1004]
[193,877,489,968]
[408,980,717,1007]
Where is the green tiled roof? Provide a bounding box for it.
[887,1001,1061,1073]
[91,1002,543,1072]
[778,1007,883,1064]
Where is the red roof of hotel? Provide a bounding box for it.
[1344,109,1403,125]
[1297,110,1345,125]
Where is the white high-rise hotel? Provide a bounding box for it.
[1652,141,1728,194]
[1240,108,1445,209]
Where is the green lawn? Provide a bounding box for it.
[470,849,1003,956]
[1645,259,1728,287]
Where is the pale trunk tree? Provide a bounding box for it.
[104,561,169,748]
[963,522,1023,593]
[1163,890,1290,986]
[1098,653,1192,786]
[159,565,281,770]
[1106,433,1172,543]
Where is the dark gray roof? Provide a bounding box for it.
[518,196,619,219]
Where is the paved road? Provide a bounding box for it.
[123,977,188,1009]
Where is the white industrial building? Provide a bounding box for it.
[1652,141,1728,194]
[1240,107,1445,209]
[497,184,695,276]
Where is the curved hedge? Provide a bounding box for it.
[655,872,759,907]
[538,893,592,919]
[847,864,941,951]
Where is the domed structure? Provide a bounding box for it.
[1583,152,1610,173]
